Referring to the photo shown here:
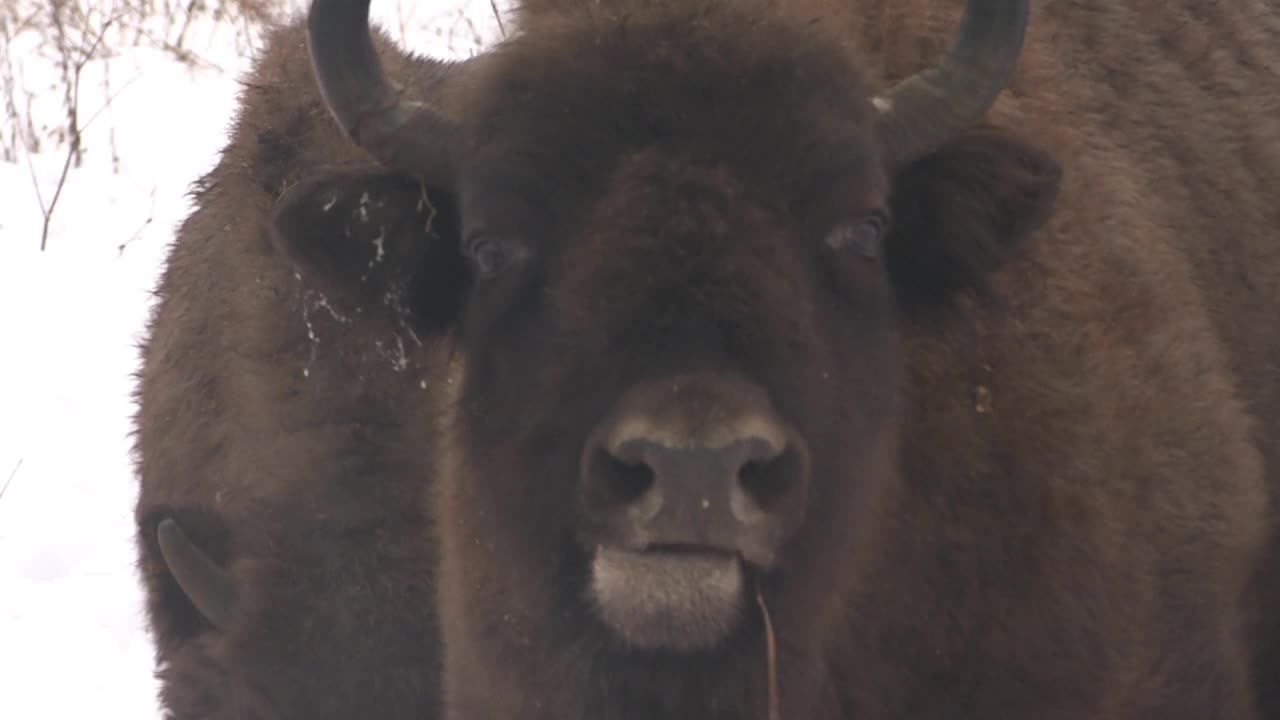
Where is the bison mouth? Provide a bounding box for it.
[588,543,747,651]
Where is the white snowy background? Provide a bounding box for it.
[0,2,503,716]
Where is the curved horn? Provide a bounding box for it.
[875,0,1030,166]
[157,518,238,630]
[307,0,462,187]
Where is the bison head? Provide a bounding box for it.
[267,0,1059,686]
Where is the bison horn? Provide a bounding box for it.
[875,0,1029,166]
[157,518,238,630]
[307,0,462,188]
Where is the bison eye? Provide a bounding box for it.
[465,234,528,278]
[824,215,887,260]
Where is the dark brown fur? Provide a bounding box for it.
[133,28,457,719]
[134,0,1280,718]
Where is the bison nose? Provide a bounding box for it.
[592,435,792,523]
[580,406,808,565]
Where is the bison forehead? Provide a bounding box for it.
[457,1,882,196]
[547,150,821,326]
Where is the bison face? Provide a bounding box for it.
[449,142,900,651]
[430,10,1059,654]
[280,0,1058,665]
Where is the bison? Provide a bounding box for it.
[133,0,1280,717]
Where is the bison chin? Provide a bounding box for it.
[589,545,747,651]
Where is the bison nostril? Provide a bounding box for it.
[589,449,655,508]
[737,448,800,513]
[581,405,808,538]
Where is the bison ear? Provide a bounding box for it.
[270,171,468,333]
[885,125,1061,311]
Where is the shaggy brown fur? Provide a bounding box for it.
[134,0,1280,718]
[132,28,457,719]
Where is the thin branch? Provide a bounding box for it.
[50,0,81,169]
[0,459,22,502]
[24,139,50,221]
[755,581,781,720]
[38,141,77,250]
[0,19,20,162]
[489,0,506,38]
[102,47,120,174]
[129,26,227,71]
[80,71,141,132]
[119,185,157,256]
[395,0,410,46]
[6,8,46,37]
[172,0,200,50]
[80,18,119,75]
[37,15,116,250]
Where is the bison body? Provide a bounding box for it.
[133,0,1280,718]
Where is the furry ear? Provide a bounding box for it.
[270,172,469,333]
[886,125,1061,311]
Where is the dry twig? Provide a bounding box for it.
[755,581,781,720]
[489,0,506,38]
[33,13,115,250]
[0,459,22,502]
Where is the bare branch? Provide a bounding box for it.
[38,139,76,250]
[36,14,116,250]
[80,70,142,132]
[102,48,120,173]
[0,459,22,502]
[489,0,506,38]
[119,185,157,256]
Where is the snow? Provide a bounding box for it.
[0,3,503,716]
